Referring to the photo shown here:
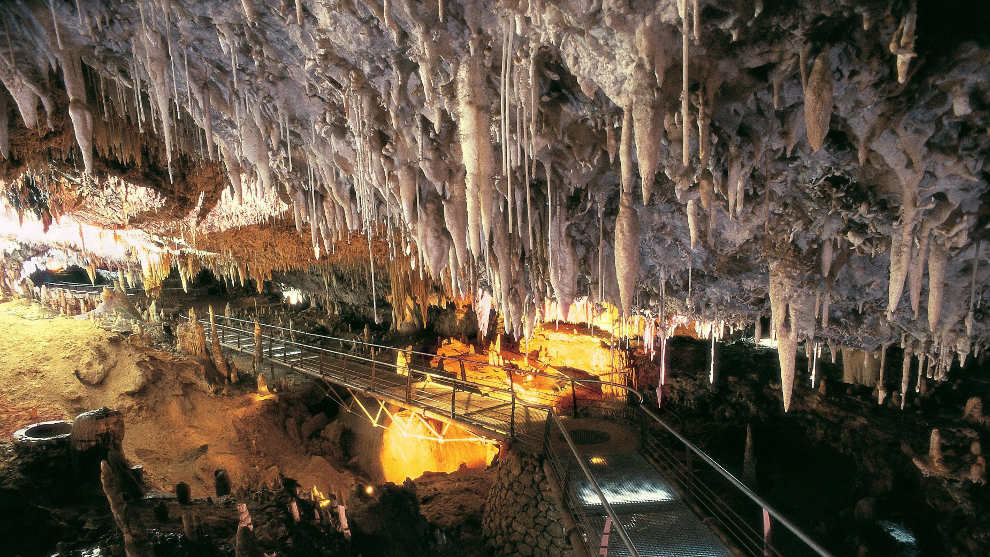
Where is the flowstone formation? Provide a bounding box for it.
[1,1,988,411]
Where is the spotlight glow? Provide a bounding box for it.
[577,480,676,506]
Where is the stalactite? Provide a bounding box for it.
[0,91,8,159]
[456,36,495,258]
[615,188,640,317]
[928,240,948,332]
[687,199,699,250]
[966,241,981,338]
[58,50,95,175]
[804,50,833,152]
[679,0,691,168]
[888,172,922,318]
[889,2,918,84]
[632,91,660,205]
[879,342,890,404]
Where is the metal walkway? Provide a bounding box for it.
[41,283,831,557]
[563,451,734,557]
[209,315,555,444]
[204,315,830,557]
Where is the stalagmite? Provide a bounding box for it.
[913,428,949,477]
[804,51,833,153]
[209,306,231,382]
[101,460,152,557]
[743,425,756,486]
[253,320,263,373]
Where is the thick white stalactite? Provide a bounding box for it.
[888,172,921,317]
[456,39,496,259]
[615,188,640,317]
[631,83,661,205]
[927,240,948,333]
[138,29,175,182]
[57,49,94,175]
[770,264,816,412]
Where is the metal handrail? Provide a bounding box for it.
[207,318,521,397]
[220,314,635,392]
[189,313,826,556]
[546,411,640,557]
[638,406,832,557]
[208,318,649,418]
[46,281,144,296]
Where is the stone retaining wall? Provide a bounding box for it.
[482,446,575,557]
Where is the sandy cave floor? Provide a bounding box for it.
[0,299,354,499]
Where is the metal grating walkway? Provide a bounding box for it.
[569,452,734,557]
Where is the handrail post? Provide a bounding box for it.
[370,350,377,390]
[510,386,516,439]
[551,413,639,557]
[571,379,578,418]
[405,365,413,403]
[637,406,833,556]
[507,369,516,439]
[459,359,466,381]
[451,384,456,419]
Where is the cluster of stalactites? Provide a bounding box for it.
[7,1,983,414]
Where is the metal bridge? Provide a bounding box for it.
[42,283,832,557]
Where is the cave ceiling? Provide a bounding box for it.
[1,0,989,406]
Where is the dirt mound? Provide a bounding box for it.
[0,301,355,499]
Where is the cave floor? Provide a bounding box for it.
[0,299,355,498]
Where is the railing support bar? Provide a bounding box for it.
[638,406,832,556]
[549,413,639,557]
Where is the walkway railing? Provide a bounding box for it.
[44,281,144,297]
[637,407,833,557]
[42,283,830,557]
[217,314,635,419]
[208,315,644,557]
